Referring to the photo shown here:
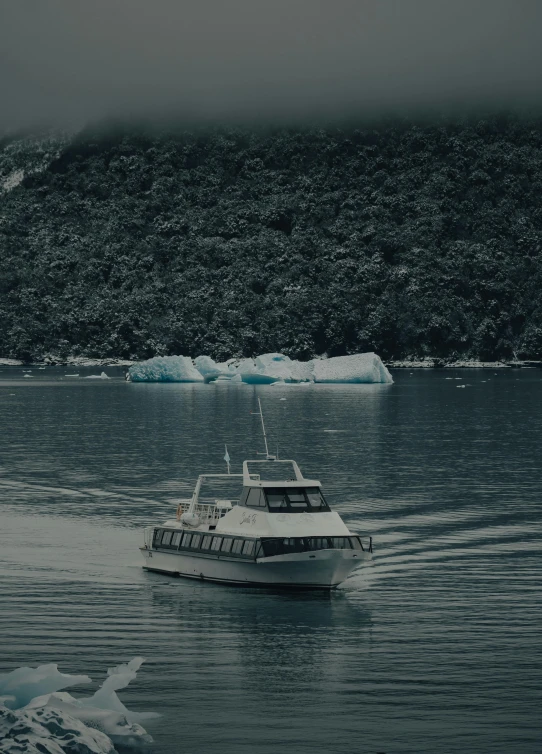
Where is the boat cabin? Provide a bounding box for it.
[238,485,330,512]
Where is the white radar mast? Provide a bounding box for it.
[253,397,275,460]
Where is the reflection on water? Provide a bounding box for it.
[0,368,541,753]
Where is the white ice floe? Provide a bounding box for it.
[193,355,231,382]
[84,372,110,380]
[0,658,156,754]
[129,356,203,383]
[310,353,392,383]
[128,352,393,385]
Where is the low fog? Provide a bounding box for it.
[1,0,542,129]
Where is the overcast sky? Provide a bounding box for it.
[1,0,542,129]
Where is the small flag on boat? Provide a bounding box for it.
[224,445,231,474]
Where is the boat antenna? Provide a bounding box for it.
[223,444,231,475]
[253,397,274,460]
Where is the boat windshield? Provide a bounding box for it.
[264,487,330,512]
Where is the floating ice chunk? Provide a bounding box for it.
[0,701,115,754]
[193,356,233,382]
[130,351,392,384]
[0,664,91,710]
[310,353,393,384]
[232,357,278,384]
[79,657,154,722]
[254,353,313,383]
[0,658,155,754]
[84,372,110,380]
[23,375,33,378]
[227,353,313,384]
[129,356,203,383]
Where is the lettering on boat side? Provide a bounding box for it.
[240,512,258,525]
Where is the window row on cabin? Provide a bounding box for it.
[240,486,331,512]
[260,536,364,556]
[154,529,257,557]
[153,529,364,558]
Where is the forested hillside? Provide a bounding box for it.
[1,114,541,362]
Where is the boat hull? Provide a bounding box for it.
[141,547,369,589]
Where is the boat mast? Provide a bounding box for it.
[257,397,271,459]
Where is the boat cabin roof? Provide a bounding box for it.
[242,459,320,488]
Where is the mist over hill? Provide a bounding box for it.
[1,114,542,363]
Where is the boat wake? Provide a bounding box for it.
[0,657,158,753]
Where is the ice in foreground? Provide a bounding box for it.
[0,658,156,754]
[128,352,393,384]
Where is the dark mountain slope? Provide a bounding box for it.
[1,116,541,362]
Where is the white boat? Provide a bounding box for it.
[140,401,373,589]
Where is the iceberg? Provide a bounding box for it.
[310,353,393,384]
[232,356,279,384]
[193,355,232,382]
[129,355,203,382]
[127,351,393,384]
[0,658,156,754]
[252,353,313,383]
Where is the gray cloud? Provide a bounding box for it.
[1,0,542,129]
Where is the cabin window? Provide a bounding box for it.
[308,537,331,550]
[221,538,233,553]
[306,488,329,511]
[287,491,306,508]
[242,540,256,557]
[201,535,212,550]
[259,536,353,556]
[281,538,304,553]
[162,531,173,546]
[231,539,244,555]
[331,537,352,549]
[153,530,163,546]
[211,536,222,551]
[239,488,250,507]
[246,488,266,508]
[190,533,202,549]
[266,489,288,510]
[264,488,330,512]
[171,532,182,548]
[261,539,281,557]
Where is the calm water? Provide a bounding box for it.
[0,367,541,754]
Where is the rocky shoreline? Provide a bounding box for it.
[1,356,541,369]
[386,358,542,368]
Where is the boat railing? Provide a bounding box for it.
[176,499,232,522]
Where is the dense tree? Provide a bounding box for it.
[1,115,541,361]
